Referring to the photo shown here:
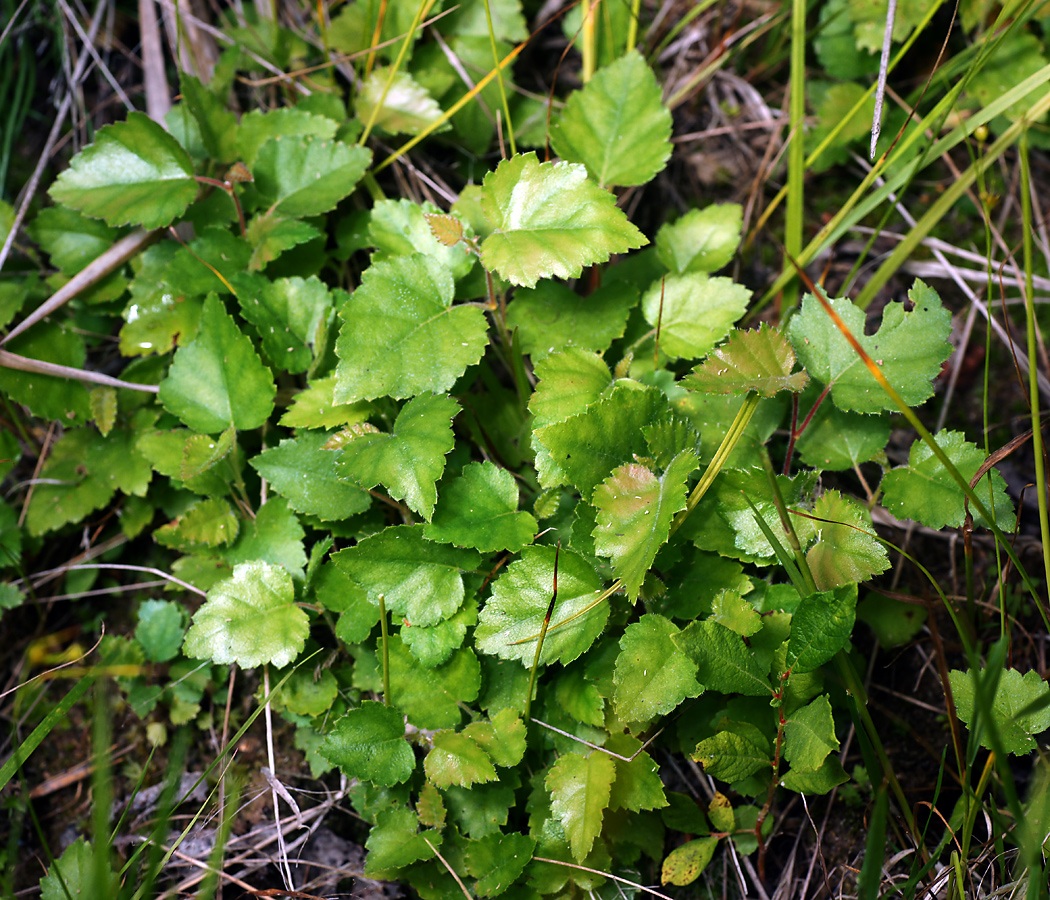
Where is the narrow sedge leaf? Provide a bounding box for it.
[250,430,371,522]
[253,136,371,217]
[785,584,858,674]
[475,545,607,666]
[356,68,447,136]
[692,731,770,782]
[183,561,308,669]
[335,392,459,520]
[49,112,197,228]
[673,619,772,697]
[159,294,276,434]
[528,348,612,429]
[332,524,480,627]
[613,614,703,725]
[656,203,743,274]
[319,701,415,785]
[783,695,839,772]
[682,324,808,397]
[803,490,889,590]
[661,837,719,887]
[465,832,536,898]
[787,280,952,414]
[424,461,537,553]
[550,50,672,187]
[879,430,1014,531]
[480,152,647,288]
[641,273,750,360]
[334,254,488,402]
[948,667,1050,756]
[592,450,696,599]
[424,731,497,788]
[545,752,617,861]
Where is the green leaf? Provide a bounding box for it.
[246,214,321,271]
[183,561,309,668]
[137,428,236,496]
[780,754,849,794]
[335,392,459,520]
[253,136,371,217]
[0,323,91,424]
[692,731,770,782]
[534,382,668,497]
[334,255,488,402]
[787,281,952,413]
[237,108,339,167]
[592,451,696,599]
[223,498,307,579]
[234,274,332,373]
[554,667,605,727]
[673,619,772,697]
[465,832,536,898]
[417,782,446,828]
[319,701,416,785]
[40,838,118,900]
[250,430,371,521]
[159,294,276,434]
[607,732,668,812]
[49,112,197,228]
[656,203,743,274]
[528,348,612,428]
[783,695,839,772]
[272,667,338,716]
[177,73,239,163]
[661,837,719,887]
[641,273,750,361]
[135,599,187,663]
[333,524,480,627]
[880,430,1014,531]
[388,637,481,729]
[369,198,475,281]
[279,375,372,430]
[180,427,235,483]
[507,281,637,361]
[786,584,858,674]
[682,324,808,397]
[476,546,607,667]
[480,152,647,288]
[24,429,114,536]
[365,808,439,876]
[545,752,616,861]
[440,0,527,41]
[357,68,446,136]
[447,780,517,838]
[155,496,239,548]
[803,490,889,590]
[30,206,118,273]
[949,667,1050,756]
[795,402,890,471]
[424,731,498,788]
[612,614,702,725]
[424,461,537,553]
[462,708,528,767]
[401,597,477,667]
[550,50,671,187]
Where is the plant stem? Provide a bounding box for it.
[379,593,391,705]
